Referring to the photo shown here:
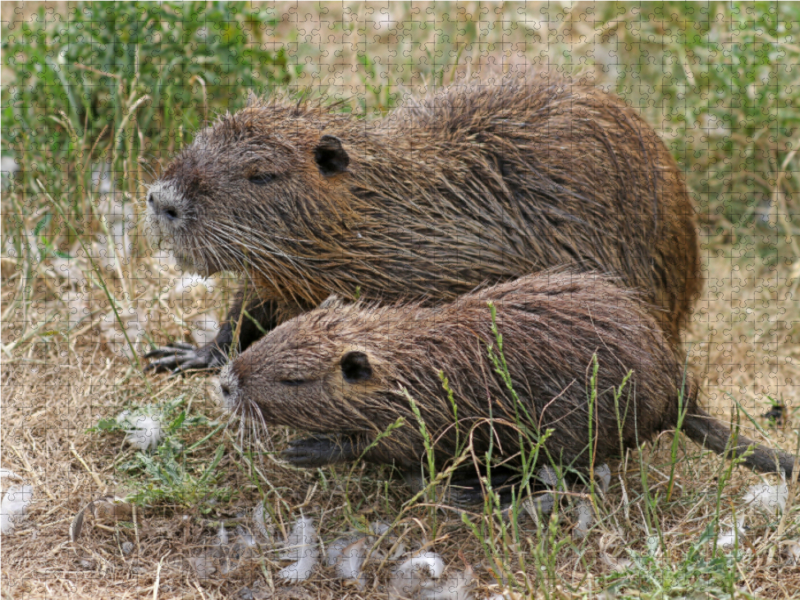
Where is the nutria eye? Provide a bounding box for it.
[341,351,372,383]
[249,173,276,185]
[279,379,307,387]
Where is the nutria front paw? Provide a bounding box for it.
[280,435,358,468]
[144,342,227,375]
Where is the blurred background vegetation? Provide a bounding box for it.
[3,1,798,251]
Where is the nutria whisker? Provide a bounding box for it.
[214,221,305,257]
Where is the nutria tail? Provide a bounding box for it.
[682,407,794,477]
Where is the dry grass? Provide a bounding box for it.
[3,2,800,599]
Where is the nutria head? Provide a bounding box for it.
[145,100,353,280]
[217,298,401,438]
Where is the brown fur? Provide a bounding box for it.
[219,271,793,477]
[146,76,701,371]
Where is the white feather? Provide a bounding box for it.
[0,469,21,480]
[216,523,229,546]
[390,549,446,598]
[717,516,746,550]
[253,501,273,541]
[419,565,474,599]
[595,464,611,494]
[326,536,357,567]
[117,411,165,452]
[1,485,33,534]
[235,525,257,548]
[371,520,391,537]
[278,517,319,582]
[573,500,594,539]
[335,537,368,589]
[743,477,788,516]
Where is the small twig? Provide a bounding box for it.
[153,551,170,600]
[151,376,182,401]
[69,442,106,493]
[38,517,74,529]
[134,504,142,558]
[9,443,56,501]
[192,581,208,599]
[374,526,412,575]
[735,557,755,596]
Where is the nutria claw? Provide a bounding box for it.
[144,343,227,374]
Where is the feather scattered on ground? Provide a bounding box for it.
[717,516,746,550]
[743,477,788,516]
[216,523,229,546]
[595,464,611,494]
[252,501,274,541]
[522,465,561,521]
[326,535,359,567]
[389,549,446,599]
[278,517,319,582]
[1,484,33,534]
[334,536,368,589]
[117,410,165,452]
[0,469,22,481]
[573,500,594,539]
[419,564,474,600]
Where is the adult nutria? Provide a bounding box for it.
[217,271,793,495]
[145,76,701,373]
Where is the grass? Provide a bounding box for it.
[2,1,800,598]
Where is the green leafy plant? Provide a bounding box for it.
[602,524,748,600]
[3,1,295,156]
[93,396,228,510]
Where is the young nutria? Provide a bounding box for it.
[145,76,701,373]
[217,271,793,497]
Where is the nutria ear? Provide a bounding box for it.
[246,90,258,108]
[314,135,349,177]
[341,351,372,383]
